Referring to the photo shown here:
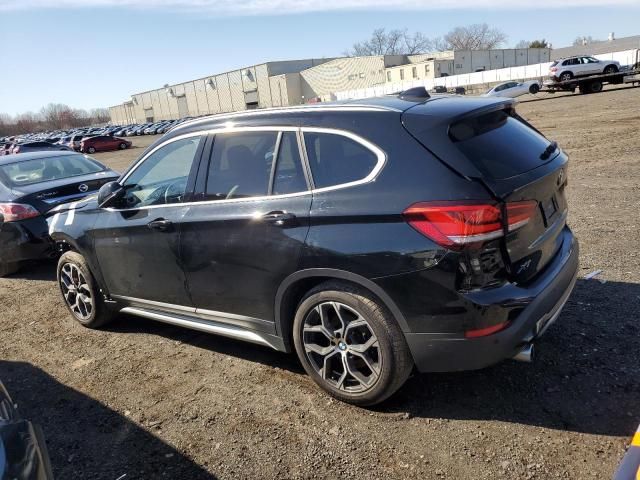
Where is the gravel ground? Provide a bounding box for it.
[1,85,639,480]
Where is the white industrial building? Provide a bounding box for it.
[108,48,551,124]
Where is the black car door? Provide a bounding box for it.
[91,134,206,306]
[180,129,312,330]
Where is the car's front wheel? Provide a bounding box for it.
[293,281,413,406]
[119,142,127,150]
[604,65,618,74]
[57,251,115,328]
[87,146,96,154]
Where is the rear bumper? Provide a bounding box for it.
[0,217,55,267]
[402,227,579,372]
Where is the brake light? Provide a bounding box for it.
[506,201,537,231]
[0,203,40,222]
[403,201,537,249]
[13,146,20,154]
[550,67,557,72]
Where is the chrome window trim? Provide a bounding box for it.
[107,125,386,212]
[169,104,402,134]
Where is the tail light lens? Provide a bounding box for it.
[13,146,20,154]
[0,203,40,222]
[550,67,558,72]
[403,201,537,249]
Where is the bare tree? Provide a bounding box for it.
[346,28,432,56]
[573,35,601,46]
[441,23,507,50]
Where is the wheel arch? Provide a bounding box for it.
[274,268,410,352]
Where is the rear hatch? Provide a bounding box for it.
[402,98,569,284]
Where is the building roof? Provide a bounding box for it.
[553,35,640,59]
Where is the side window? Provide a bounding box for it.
[272,132,307,195]
[121,136,202,208]
[205,131,277,200]
[303,132,379,189]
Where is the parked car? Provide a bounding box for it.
[12,141,73,154]
[0,151,118,276]
[432,85,447,93]
[483,80,541,98]
[80,135,131,154]
[49,93,578,406]
[549,55,620,82]
[0,379,54,479]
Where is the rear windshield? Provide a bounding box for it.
[0,154,105,187]
[449,110,555,179]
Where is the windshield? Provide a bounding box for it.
[0,154,105,187]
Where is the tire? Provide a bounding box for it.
[603,65,618,74]
[529,83,540,94]
[57,251,116,329]
[119,143,127,150]
[292,281,413,406]
[580,80,603,94]
[559,71,573,82]
[0,262,20,277]
[87,146,96,154]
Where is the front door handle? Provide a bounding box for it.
[261,211,297,226]
[147,218,173,232]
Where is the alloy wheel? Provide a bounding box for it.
[60,263,94,320]
[302,301,381,393]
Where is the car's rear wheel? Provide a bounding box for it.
[604,65,618,74]
[57,251,115,329]
[119,142,127,150]
[293,281,413,406]
[87,146,96,154]
[529,83,540,94]
[559,71,573,82]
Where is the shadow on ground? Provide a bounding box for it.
[0,361,216,480]
[9,262,640,438]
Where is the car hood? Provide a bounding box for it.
[0,382,54,480]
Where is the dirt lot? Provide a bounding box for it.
[1,86,639,479]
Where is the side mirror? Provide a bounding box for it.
[98,181,124,208]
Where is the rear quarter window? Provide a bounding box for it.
[449,110,554,179]
[303,132,379,189]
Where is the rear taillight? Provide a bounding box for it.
[403,201,537,249]
[506,201,537,231]
[13,146,20,154]
[550,67,558,72]
[0,203,40,222]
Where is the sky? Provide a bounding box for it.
[1,0,639,116]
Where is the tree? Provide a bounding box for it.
[515,39,550,49]
[440,23,507,50]
[346,28,433,56]
[529,39,550,48]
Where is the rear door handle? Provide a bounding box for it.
[147,218,173,232]
[261,211,297,226]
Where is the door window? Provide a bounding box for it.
[121,136,202,208]
[205,131,277,200]
[303,132,379,189]
[272,132,307,195]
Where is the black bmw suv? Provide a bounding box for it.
[49,92,578,405]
